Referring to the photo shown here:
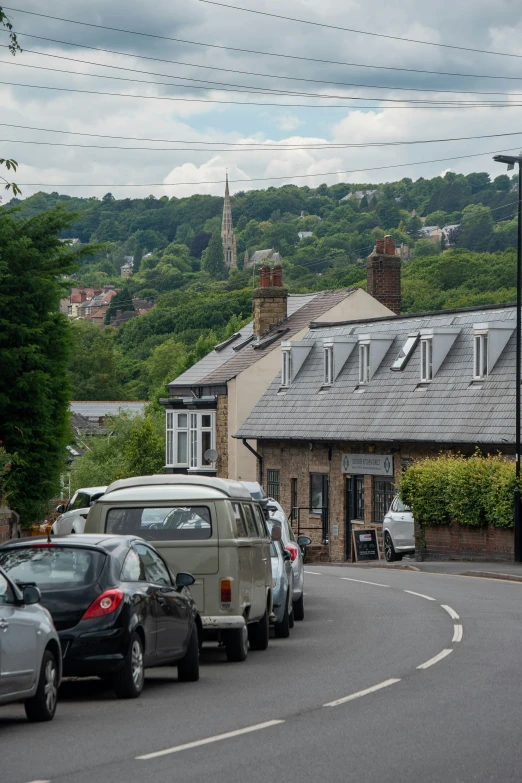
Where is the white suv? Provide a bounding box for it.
[52,486,107,535]
[383,496,415,562]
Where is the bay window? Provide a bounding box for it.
[166,410,216,470]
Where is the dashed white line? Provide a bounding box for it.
[323,678,401,707]
[24,780,51,783]
[403,590,436,601]
[441,604,460,620]
[452,624,463,643]
[136,720,285,760]
[340,577,390,588]
[417,649,453,670]
[305,570,322,575]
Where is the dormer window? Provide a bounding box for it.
[473,332,488,379]
[420,338,433,382]
[281,348,292,387]
[324,345,334,386]
[359,342,370,384]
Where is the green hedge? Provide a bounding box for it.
[399,453,516,529]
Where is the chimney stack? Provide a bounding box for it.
[366,234,401,315]
[253,266,288,337]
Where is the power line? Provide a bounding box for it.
[4,122,522,151]
[15,146,522,187]
[6,4,522,61]
[4,43,522,99]
[6,28,522,84]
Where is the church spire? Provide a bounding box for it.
[221,172,237,267]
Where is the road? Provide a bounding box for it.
[2,564,521,783]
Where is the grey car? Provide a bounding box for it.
[0,566,62,721]
[270,540,293,638]
[267,501,311,621]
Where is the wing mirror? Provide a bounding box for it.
[22,585,41,605]
[271,525,282,542]
[267,504,278,513]
[56,504,66,514]
[176,572,195,589]
[297,535,311,547]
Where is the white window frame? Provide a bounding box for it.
[165,410,215,470]
[324,344,334,386]
[420,338,433,382]
[281,348,292,387]
[359,342,370,384]
[473,332,488,380]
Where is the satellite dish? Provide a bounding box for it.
[204,448,219,463]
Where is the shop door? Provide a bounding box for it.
[345,476,364,561]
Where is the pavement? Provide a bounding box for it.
[332,557,522,581]
[3,564,522,782]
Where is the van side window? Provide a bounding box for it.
[242,504,259,538]
[232,503,248,537]
[254,505,269,538]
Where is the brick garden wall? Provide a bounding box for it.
[417,522,514,562]
[0,506,13,541]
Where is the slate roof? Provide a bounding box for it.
[235,304,517,445]
[168,290,356,389]
[70,401,147,419]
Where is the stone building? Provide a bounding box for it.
[221,173,237,268]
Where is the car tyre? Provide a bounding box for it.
[24,649,58,722]
[274,591,291,639]
[248,607,269,651]
[224,626,248,662]
[112,632,145,699]
[289,604,295,629]
[293,593,304,621]
[177,624,200,682]
[384,531,401,563]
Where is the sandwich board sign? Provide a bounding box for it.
[352,529,380,562]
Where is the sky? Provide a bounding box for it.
[2,0,522,200]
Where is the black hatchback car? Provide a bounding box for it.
[0,535,201,699]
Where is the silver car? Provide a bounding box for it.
[0,566,62,721]
[52,486,107,535]
[270,540,293,638]
[383,496,415,562]
[266,503,311,622]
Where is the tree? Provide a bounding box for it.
[458,205,494,252]
[0,207,89,522]
[104,285,135,325]
[189,231,212,258]
[202,233,227,279]
[0,7,21,197]
[69,321,126,400]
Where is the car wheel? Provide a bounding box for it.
[24,649,58,722]
[289,603,295,629]
[224,626,248,662]
[274,591,291,639]
[293,593,304,621]
[112,632,145,699]
[248,607,269,651]
[177,624,200,682]
[384,531,401,562]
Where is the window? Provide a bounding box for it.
[324,345,334,386]
[359,343,370,384]
[232,503,248,537]
[281,349,292,387]
[242,504,259,537]
[374,481,395,522]
[106,506,212,540]
[135,543,171,586]
[420,338,433,382]
[267,469,280,502]
[310,474,328,515]
[68,492,89,511]
[254,505,269,538]
[0,572,14,605]
[0,547,106,589]
[165,410,215,470]
[291,478,298,522]
[121,548,143,581]
[354,476,365,519]
[391,333,419,371]
[474,333,488,379]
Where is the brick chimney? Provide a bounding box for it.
[253,265,288,337]
[366,235,401,315]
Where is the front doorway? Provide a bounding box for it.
[345,475,365,561]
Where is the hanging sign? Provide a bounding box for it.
[341,453,394,476]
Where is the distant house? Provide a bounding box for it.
[121,263,133,278]
[442,224,461,245]
[70,401,147,428]
[298,231,313,240]
[244,249,283,268]
[341,189,378,203]
[59,238,80,246]
[418,225,443,244]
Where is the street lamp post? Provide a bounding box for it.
[493,153,522,562]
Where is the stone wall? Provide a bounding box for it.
[0,506,13,541]
[216,394,229,479]
[417,522,514,562]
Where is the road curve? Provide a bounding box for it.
[2,565,520,783]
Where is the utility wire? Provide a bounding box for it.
[5,28,522,83]
[195,0,522,59]
[6,4,522,60]
[15,145,522,187]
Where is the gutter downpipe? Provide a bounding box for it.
[242,439,263,485]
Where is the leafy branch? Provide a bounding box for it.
[0,7,21,196]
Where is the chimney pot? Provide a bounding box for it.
[375,238,385,254]
[259,265,271,287]
[272,265,283,287]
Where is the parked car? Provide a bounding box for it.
[85,475,273,664]
[270,540,293,638]
[0,535,200,699]
[52,486,107,535]
[266,500,311,621]
[0,565,61,722]
[383,496,415,561]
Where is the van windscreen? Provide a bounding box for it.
[106,506,212,540]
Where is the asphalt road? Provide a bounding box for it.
[2,565,522,783]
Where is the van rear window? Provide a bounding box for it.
[105,506,212,541]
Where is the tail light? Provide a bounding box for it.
[220,578,232,609]
[285,544,299,562]
[81,589,124,620]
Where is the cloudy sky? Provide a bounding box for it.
[2,0,522,199]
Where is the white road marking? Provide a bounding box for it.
[403,590,436,601]
[452,624,463,643]
[340,577,390,587]
[323,678,401,707]
[24,780,51,783]
[305,570,322,575]
[441,604,460,620]
[136,720,285,760]
[417,649,453,669]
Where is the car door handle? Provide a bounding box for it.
[262,557,268,562]
[0,620,9,631]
